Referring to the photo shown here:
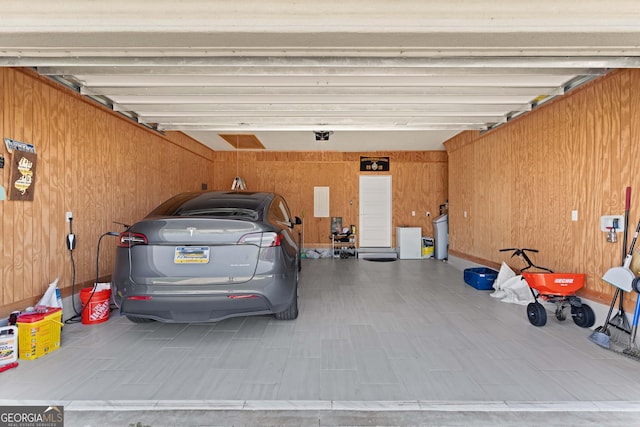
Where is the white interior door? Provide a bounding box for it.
[359,175,392,247]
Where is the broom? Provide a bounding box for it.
[622,279,640,360]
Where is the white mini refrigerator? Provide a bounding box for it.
[396,227,422,259]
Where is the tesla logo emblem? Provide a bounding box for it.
[187,227,197,237]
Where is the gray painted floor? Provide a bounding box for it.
[2,257,640,426]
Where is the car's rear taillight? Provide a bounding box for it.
[238,232,281,247]
[118,232,148,248]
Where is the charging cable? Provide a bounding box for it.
[66,217,81,323]
[65,223,120,324]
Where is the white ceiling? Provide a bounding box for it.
[2,0,640,151]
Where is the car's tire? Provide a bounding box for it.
[126,315,154,323]
[572,304,596,328]
[527,302,547,327]
[275,277,299,320]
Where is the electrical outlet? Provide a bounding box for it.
[426,211,430,217]
[571,210,578,222]
[66,211,73,222]
[464,211,468,218]
[411,211,416,216]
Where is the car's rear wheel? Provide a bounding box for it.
[126,315,154,323]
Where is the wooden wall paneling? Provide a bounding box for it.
[0,69,5,306]
[163,130,213,160]
[446,149,458,251]
[207,151,447,248]
[51,89,68,290]
[623,70,640,311]
[473,131,492,259]
[492,133,509,258]
[12,71,28,303]
[63,83,79,294]
[567,89,593,286]
[32,76,48,296]
[140,129,155,212]
[0,68,219,317]
[334,163,357,235]
[537,104,564,270]
[75,100,94,282]
[141,132,154,212]
[2,69,13,306]
[516,117,544,264]
[627,70,640,297]
[502,131,515,256]
[479,131,508,260]
[323,162,349,243]
[597,75,624,297]
[95,109,110,273]
[47,87,59,287]
[620,71,635,230]
[629,70,640,245]
[593,75,618,277]
[97,115,115,279]
[581,84,609,296]
[549,101,574,273]
[475,134,492,257]
[455,146,474,252]
[509,120,528,259]
[563,93,586,281]
[393,162,423,234]
[138,128,153,214]
[448,149,462,252]
[116,126,139,226]
[444,70,640,302]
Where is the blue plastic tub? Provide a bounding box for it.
[464,267,499,290]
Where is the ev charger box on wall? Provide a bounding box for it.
[464,267,499,290]
[17,307,62,360]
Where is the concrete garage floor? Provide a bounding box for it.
[2,257,640,426]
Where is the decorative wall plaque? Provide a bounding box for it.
[9,151,37,201]
[360,156,390,172]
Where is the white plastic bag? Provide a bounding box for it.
[490,262,516,299]
[93,282,111,292]
[37,278,62,308]
[500,275,535,305]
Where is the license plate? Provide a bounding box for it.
[174,246,210,264]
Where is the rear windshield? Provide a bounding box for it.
[177,208,259,220]
[147,192,262,220]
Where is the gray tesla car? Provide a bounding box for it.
[112,191,302,323]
